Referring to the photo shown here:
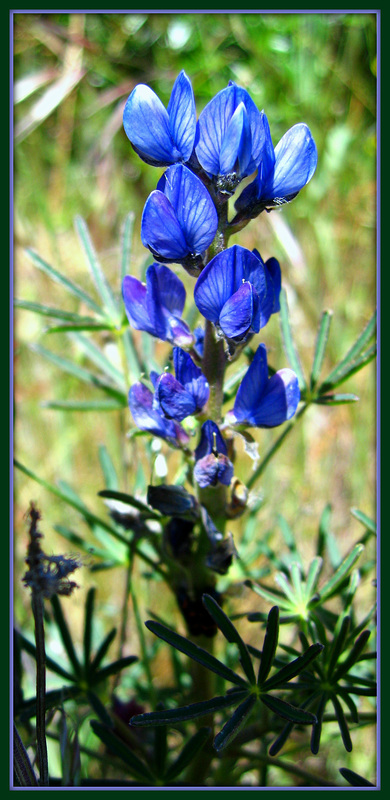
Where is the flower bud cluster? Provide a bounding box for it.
[122,71,317,491]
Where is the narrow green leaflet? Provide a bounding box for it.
[262,644,324,691]
[310,310,333,390]
[25,248,103,315]
[213,694,256,752]
[75,215,120,324]
[89,627,117,673]
[83,588,95,671]
[245,580,291,611]
[319,311,376,392]
[331,695,352,751]
[92,655,138,684]
[145,621,248,687]
[258,607,280,685]
[90,721,154,783]
[315,393,359,405]
[131,693,247,727]
[68,332,127,392]
[202,595,256,685]
[98,445,119,491]
[260,694,316,725]
[31,342,126,402]
[16,631,75,682]
[14,298,100,326]
[279,288,306,390]
[44,399,126,411]
[351,508,377,535]
[318,544,365,602]
[50,595,82,677]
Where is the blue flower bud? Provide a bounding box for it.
[194,420,234,488]
[123,70,196,167]
[141,164,218,274]
[122,262,193,347]
[194,245,281,343]
[195,81,269,194]
[226,343,300,428]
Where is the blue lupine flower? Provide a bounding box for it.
[123,70,196,167]
[141,164,218,274]
[235,120,317,217]
[195,81,269,194]
[194,245,281,343]
[194,420,234,488]
[128,382,189,445]
[226,343,300,428]
[122,262,193,347]
[153,347,209,422]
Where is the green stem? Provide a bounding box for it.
[31,593,49,786]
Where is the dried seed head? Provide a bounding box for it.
[22,502,81,599]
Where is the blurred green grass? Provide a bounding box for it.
[13,7,377,730]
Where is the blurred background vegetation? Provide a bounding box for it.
[13,12,377,784]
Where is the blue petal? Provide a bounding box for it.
[194,453,234,488]
[155,373,197,421]
[122,276,153,334]
[123,84,177,166]
[160,164,218,254]
[230,343,269,424]
[173,348,209,411]
[167,71,196,162]
[195,84,267,177]
[194,246,245,324]
[128,383,179,440]
[262,123,317,201]
[141,190,189,261]
[242,249,274,328]
[219,103,252,177]
[151,263,186,317]
[245,369,300,427]
[219,281,254,340]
